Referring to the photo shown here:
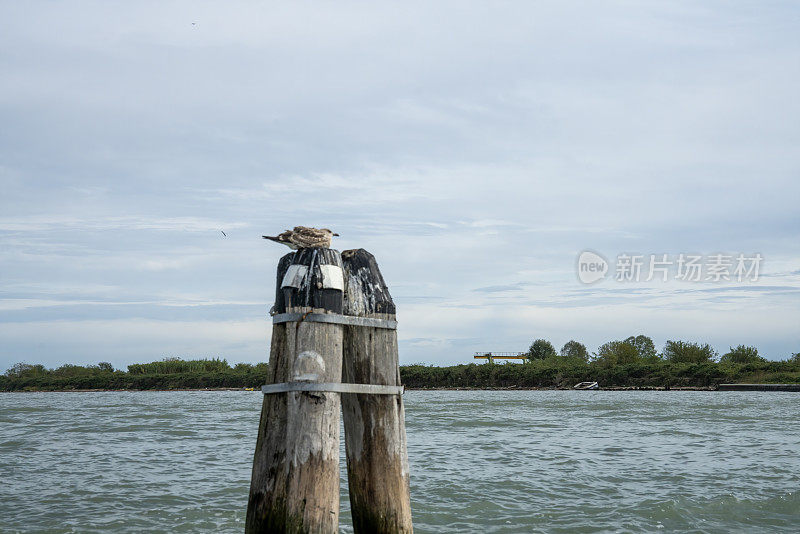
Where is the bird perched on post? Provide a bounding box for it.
[262,226,339,249]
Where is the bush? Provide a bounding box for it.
[127,357,231,375]
[662,340,717,364]
[4,362,48,378]
[53,364,94,377]
[719,345,763,364]
[560,340,589,362]
[594,340,640,367]
[624,335,658,361]
[528,339,557,361]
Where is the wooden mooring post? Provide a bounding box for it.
[341,249,413,533]
[246,247,412,534]
[246,248,345,533]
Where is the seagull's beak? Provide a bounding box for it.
[333,233,340,236]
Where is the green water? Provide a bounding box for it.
[1,390,798,533]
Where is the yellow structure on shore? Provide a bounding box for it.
[473,352,528,364]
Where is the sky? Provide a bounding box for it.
[1,1,798,371]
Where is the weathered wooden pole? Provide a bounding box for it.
[246,248,345,534]
[341,249,413,533]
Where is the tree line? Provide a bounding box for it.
[1,357,269,391]
[2,341,799,391]
[402,336,800,389]
[393,337,800,389]
[525,336,799,366]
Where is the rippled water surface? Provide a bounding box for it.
[2,390,798,533]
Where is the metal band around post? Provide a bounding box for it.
[261,382,405,395]
[272,312,397,330]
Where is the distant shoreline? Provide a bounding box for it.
[8,385,800,393]
[3,359,799,392]
[0,386,730,393]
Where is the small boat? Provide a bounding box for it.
[574,381,599,390]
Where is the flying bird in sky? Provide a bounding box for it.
[262,226,339,249]
[220,230,227,237]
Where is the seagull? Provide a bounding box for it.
[262,226,339,249]
[220,230,227,237]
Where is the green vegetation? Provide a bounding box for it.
[593,335,660,367]
[625,335,658,361]
[2,338,798,391]
[127,357,232,375]
[527,339,557,360]
[403,336,799,389]
[560,340,589,362]
[401,359,800,389]
[594,340,640,367]
[662,340,717,363]
[719,345,763,364]
[1,358,269,391]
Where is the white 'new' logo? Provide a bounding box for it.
[577,251,608,284]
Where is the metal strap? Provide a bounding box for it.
[261,382,404,395]
[272,312,397,330]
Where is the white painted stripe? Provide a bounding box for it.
[319,264,344,290]
[281,264,308,288]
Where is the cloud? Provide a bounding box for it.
[0,215,248,233]
[0,1,798,368]
[685,285,800,294]
[473,282,532,293]
[0,318,270,369]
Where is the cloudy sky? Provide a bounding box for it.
[1,1,798,371]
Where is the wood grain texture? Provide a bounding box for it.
[246,248,344,534]
[341,249,413,534]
